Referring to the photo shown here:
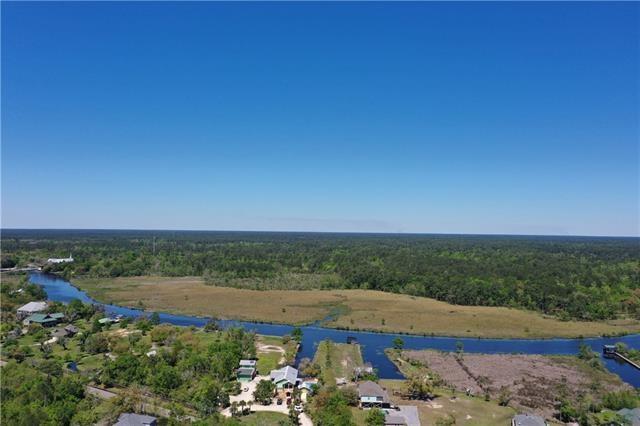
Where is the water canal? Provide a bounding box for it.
[29,272,640,387]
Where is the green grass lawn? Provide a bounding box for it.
[238,411,290,425]
[380,379,516,426]
[255,334,299,374]
[313,340,364,385]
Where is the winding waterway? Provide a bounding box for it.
[29,272,640,387]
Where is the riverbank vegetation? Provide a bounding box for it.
[69,275,640,338]
[3,230,639,324]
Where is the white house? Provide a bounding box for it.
[47,254,74,264]
[17,301,48,320]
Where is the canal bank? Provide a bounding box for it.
[28,272,640,387]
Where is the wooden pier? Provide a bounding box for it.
[603,345,640,370]
[614,352,640,370]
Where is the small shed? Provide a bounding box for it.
[237,367,256,382]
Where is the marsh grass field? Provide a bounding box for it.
[72,276,640,338]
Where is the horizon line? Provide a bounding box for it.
[1,227,638,239]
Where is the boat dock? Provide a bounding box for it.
[603,345,640,370]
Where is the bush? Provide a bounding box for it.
[602,390,639,410]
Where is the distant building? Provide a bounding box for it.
[354,362,375,379]
[512,414,547,426]
[239,359,257,368]
[358,381,391,408]
[47,254,74,264]
[17,301,48,320]
[64,325,80,336]
[23,312,64,327]
[113,413,157,426]
[270,366,299,389]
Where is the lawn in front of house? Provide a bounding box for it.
[238,411,290,425]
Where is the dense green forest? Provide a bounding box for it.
[2,230,639,321]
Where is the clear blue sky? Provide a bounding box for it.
[2,2,638,236]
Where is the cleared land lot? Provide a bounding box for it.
[397,349,631,419]
[312,340,364,384]
[72,276,640,338]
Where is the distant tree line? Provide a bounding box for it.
[2,230,639,321]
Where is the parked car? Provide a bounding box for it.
[294,404,303,412]
[277,399,283,405]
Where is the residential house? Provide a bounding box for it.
[239,359,257,368]
[17,301,48,320]
[113,413,157,426]
[358,381,391,408]
[511,414,547,426]
[23,313,65,327]
[384,406,420,426]
[270,366,299,389]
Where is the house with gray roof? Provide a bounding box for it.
[113,413,157,426]
[358,380,391,408]
[270,365,299,389]
[17,301,48,319]
[511,414,547,426]
[383,406,420,426]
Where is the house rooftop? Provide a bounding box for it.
[239,359,257,367]
[25,313,63,324]
[385,406,420,426]
[512,414,547,426]
[114,413,157,426]
[17,301,48,312]
[358,381,390,402]
[270,365,299,384]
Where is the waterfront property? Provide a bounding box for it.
[358,380,391,408]
[16,301,48,319]
[23,312,64,327]
[270,365,299,389]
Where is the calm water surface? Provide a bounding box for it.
[29,272,640,387]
